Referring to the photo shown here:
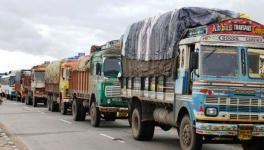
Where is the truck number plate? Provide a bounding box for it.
[238,125,253,140]
[117,111,128,118]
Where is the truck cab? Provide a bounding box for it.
[0,73,17,100]
[88,40,128,126]
[176,18,264,149]
[27,64,47,107]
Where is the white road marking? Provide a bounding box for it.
[100,133,115,140]
[59,119,72,124]
[100,133,125,143]
[117,140,125,143]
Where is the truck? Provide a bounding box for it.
[121,7,264,150]
[25,63,48,107]
[70,40,128,127]
[45,59,78,114]
[0,72,16,100]
[14,70,31,102]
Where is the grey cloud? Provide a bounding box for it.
[0,0,263,60]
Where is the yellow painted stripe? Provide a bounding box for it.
[196,116,264,123]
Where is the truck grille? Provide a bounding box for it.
[230,114,259,120]
[205,97,264,120]
[105,86,121,97]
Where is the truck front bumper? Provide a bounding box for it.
[99,107,128,118]
[196,122,264,137]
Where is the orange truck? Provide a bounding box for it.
[25,63,48,107]
[14,70,31,102]
[45,59,78,114]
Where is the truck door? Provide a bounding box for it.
[175,44,196,95]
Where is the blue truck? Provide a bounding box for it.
[121,8,264,150]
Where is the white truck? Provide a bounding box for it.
[0,72,17,100]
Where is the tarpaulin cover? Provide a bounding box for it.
[45,61,61,84]
[77,55,90,71]
[122,7,239,77]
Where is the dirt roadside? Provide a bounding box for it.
[0,123,28,150]
[0,97,28,150]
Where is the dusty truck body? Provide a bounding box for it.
[45,60,78,113]
[25,64,47,106]
[14,70,31,102]
[70,40,128,127]
[121,7,264,150]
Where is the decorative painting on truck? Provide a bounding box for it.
[208,18,264,36]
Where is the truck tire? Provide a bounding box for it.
[44,99,47,107]
[33,97,37,107]
[128,103,132,127]
[242,139,263,150]
[131,107,155,141]
[25,96,29,105]
[51,101,57,112]
[47,96,51,111]
[72,100,86,121]
[160,125,172,131]
[90,102,100,127]
[104,112,116,121]
[61,102,67,115]
[179,115,202,150]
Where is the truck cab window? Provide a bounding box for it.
[96,63,101,75]
[248,48,264,78]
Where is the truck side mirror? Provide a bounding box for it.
[96,63,101,75]
[191,52,199,70]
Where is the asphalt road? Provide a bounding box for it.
[0,99,242,150]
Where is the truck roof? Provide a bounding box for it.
[61,60,78,69]
[32,63,48,72]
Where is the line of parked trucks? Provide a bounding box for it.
[1,7,264,150]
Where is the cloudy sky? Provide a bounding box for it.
[0,0,263,72]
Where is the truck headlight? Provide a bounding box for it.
[205,107,218,117]
[107,99,111,104]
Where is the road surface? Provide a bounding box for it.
[0,99,242,150]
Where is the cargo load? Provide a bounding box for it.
[122,7,239,77]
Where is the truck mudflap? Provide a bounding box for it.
[196,122,264,140]
[99,107,128,118]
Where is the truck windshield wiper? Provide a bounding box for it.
[205,49,217,60]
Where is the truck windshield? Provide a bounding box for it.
[200,46,239,77]
[9,76,16,87]
[35,72,45,82]
[248,48,264,79]
[103,58,120,77]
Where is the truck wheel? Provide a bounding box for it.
[128,103,132,127]
[61,102,67,115]
[25,96,28,105]
[51,101,57,112]
[44,99,47,107]
[131,107,154,141]
[90,102,100,127]
[242,140,263,150]
[179,115,202,150]
[33,97,37,107]
[72,100,85,121]
[160,125,172,131]
[104,112,116,121]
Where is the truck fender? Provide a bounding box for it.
[175,101,195,127]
